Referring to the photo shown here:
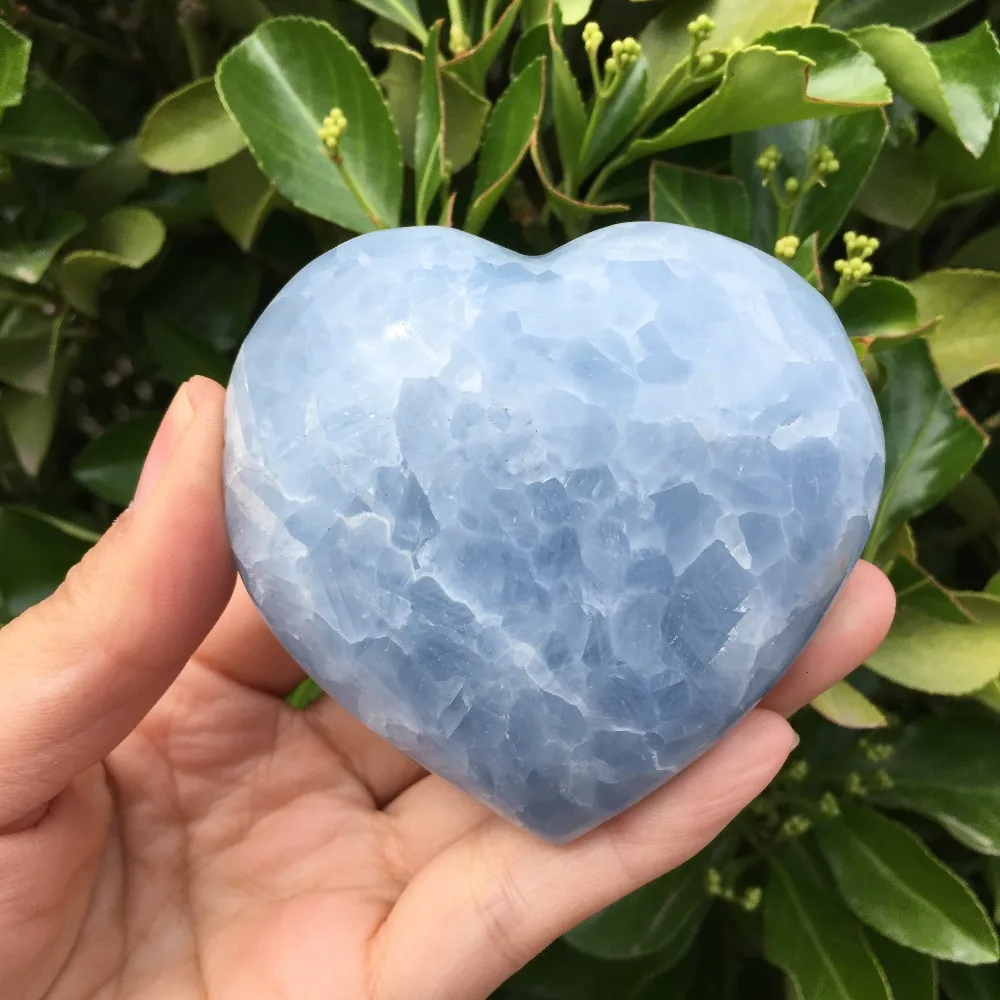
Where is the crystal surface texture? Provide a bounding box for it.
[224,223,884,842]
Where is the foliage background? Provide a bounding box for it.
[2,0,1000,997]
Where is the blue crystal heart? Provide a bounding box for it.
[224,222,884,841]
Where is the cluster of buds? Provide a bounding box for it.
[449,23,470,55]
[859,737,895,763]
[845,771,868,796]
[872,769,895,791]
[834,231,879,286]
[582,22,641,97]
[687,13,717,72]
[813,144,840,177]
[756,143,782,177]
[688,13,716,41]
[706,869,764,912]
[780,814,813,839]
[608,36,641,73]
[819,792,841,818]
[318,107,348,153]
[774,235,800,260]
[582,21,603,56]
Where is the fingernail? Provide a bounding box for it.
[790,731,801,750]
[132,381,198,506]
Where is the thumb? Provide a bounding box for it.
[0,377,235,829]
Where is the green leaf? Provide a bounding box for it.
[0,210,84,286]
[940,963,1000,1000]
[837,277,930,343]
[855,143,938,230]
[869,934,938,1000]
[816,802,999,964]
[624,26,890,166]
[891,557,976,624]
[465,57,546,235]
[144,315,233,387]
[1,380,60,476]
[920,126,1000,203]
[810,680,888,729]
[0,305,60,394]
[139,77,247,175]
[579,60,648,181]
[864,338,986,560]
[564,833,735,961]
[351,0,427,43]
[381,46,489,172]
[0,71,111,168]
[822,0,978,33]
[207,150,279,251]
[286,677,325,708]
[531,135,628,227]
[511,23,549,76]
[414,22,446,226]
[950,225,1000,268]
[867,604,1000,694]
[446,0,522,92]
[73,413,160,506]
[987,858,1000,921]
[0,505,91,622]
[876,716,1000,856]
[638,0,818,124]
[0,19,30,109]
[763,844,892,1000]
[851,23,1000,159]
[72,140,151,219]
[555,0,589,25]
[975,678,1000,714]
[649,161,750,241]
[546,3,586,185]
[144,242,262,353]
[57,207,166,317]
[216,17,403,232]
[734,109,887,252]
[909,270,1000,389]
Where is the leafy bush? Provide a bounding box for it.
[2,0,1000,996]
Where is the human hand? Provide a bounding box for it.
[0,378,895,1000]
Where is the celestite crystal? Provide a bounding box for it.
[224,223,884,841]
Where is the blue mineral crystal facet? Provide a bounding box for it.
[224,222,884,841]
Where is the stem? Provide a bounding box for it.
[18,11,134,67]
[587,49,602,94]
[831,278,853,309]
[177,2,211,79]
[446,0,468,45]
[0,287,55,310]
[584,151,627,206]
[333,153,386,229]
[576,91,611,191]
[481,0,498,36]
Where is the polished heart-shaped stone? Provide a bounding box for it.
[224,222,884,842]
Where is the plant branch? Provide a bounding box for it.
[17,11,134,67]
[333,153,386,230]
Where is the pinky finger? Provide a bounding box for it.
[369,709,796,1000]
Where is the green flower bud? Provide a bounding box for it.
[784,176,800,194]
[687,13,716,38]
[774,235,800,260]
[819,792,841,818]
[582,21,603,54]
[741,887,763,912]
[449,23,471,55]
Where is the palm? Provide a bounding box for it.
[47,659,422,1000]
[1,385,894,1000]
